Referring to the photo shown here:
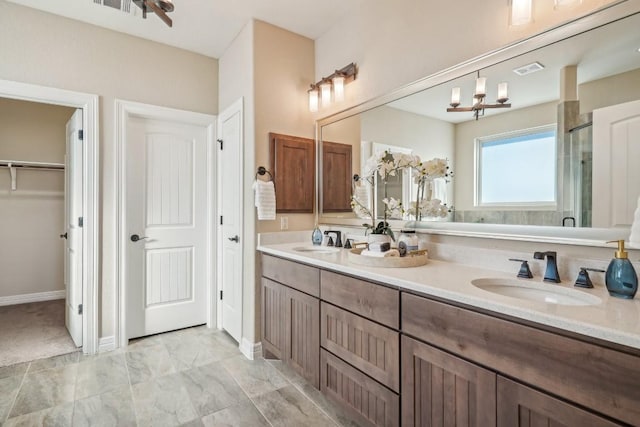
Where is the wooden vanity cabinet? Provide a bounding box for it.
[261,255,320,387]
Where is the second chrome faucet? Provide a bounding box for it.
[533,251,561,283]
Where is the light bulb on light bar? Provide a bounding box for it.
[308,87,319,113]
[554,0,582,7]
[511,0,532,26]
[320,81,332,107]
[475,77,487,97]
[497,82,509,103]
[333,75,345,102]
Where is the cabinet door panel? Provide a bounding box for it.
[321,349,399,427]
[321,302,400,392]
[261,278,285,359]
[401,335,496,427]
[285,286,320,388]
[497,377,622,427]
[262,254,320,297]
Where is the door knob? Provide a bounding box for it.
[228,235,239,243]
[60,232,68,239]
[130,234,149,242]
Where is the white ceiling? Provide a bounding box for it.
[388,12,640,124]
[6,0,365,58]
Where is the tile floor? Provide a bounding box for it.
[0,326,359,426]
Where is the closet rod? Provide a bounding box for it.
[0,159,65,171]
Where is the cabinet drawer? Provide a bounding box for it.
[402,292,640,425]
[262,254,320,297]
[321,270,399,329]
[320,349,399,427]
[321,302,399,392]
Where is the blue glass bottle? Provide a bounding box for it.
[311,226,323,246]
[605,240,638,299]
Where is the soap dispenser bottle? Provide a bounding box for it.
[311,225,323,246]
[605,240,638,299]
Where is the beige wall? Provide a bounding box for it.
[0,98,75,298]
[579,68,640,114]
[0,2,218,337]
[454,101,557,210]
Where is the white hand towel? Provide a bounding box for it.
[253,180,276,220]
[630,196,640,244]
[360,249,400,258]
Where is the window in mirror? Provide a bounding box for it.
[476,124,557,207]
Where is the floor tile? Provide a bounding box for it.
[0,374,24,423]
[126,343,175,385]
[222,355,288,398]
[266,359,306,387]
[9,364,77,418]
[179,362,248,416]
[0,362,29,380]
[180,418,205,427]
[131,372,198,427]
[252,385,337,427]
[163,332,238,372]
[3,402,74,427]
[292,381,360,427]
[201,400,270,427]
[75,353,129,400]
[28,351,79,373]
[72,386,137,427]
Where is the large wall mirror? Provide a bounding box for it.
[318,8,640,243]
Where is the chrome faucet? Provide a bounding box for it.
[324,230,342,248]
[533,251,561,283]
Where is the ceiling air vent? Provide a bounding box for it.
[513,62,545,76]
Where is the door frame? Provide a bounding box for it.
[115,99,217,348]
[0,79,100,355]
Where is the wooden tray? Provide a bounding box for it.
[347,248,428,268]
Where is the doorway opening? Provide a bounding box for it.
[0,98,81,366]
[0,79,100,360]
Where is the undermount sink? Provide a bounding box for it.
[471,278,602,306]
[292,246,340,254]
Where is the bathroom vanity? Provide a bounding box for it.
[258,243,640,427]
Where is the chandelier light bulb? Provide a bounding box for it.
[450,87,461,107]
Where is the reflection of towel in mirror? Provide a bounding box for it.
[630,196,640,244]
[431,178,447,203]
[253,180,276,220]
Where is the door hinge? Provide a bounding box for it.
[220,290,223,300]
[220,216,223,225]
[78,129,84,141]
[78,217,83,227]
[217,139,223,150]
[78,304,83,315]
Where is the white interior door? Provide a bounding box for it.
[64,109,83,347]
[218,99,243,343]
[126,117,208,339]
[593,99,640,228]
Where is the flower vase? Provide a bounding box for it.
[367,233,392,245]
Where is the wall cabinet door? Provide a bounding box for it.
[285,286,320,388]
[401,335,497,427]
[262,278,286,359]
[497,377,622,427]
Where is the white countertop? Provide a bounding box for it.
[257,242,640,351]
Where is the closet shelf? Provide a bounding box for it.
[0,159,65,191]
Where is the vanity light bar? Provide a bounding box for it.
[308,63,358,112]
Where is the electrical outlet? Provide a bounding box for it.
[280,216,288,230]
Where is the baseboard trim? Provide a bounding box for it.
[98,336,116,353]
[0,290,65,306]
[240,338,262,360]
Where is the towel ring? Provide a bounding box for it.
[256,166,273,181]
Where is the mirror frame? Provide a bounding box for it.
[316,1,640,248]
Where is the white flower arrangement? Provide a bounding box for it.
[351,149,452,237]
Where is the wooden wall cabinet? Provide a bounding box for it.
[269,133,315,213]
[322,140,353,213]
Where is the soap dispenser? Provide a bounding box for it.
[311,225,323,246]
[605,240,638,299]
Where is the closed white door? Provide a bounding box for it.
[64,109,83,347]
[218,99,243,342]
[126,117,208,339]
[593,99,640,228]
